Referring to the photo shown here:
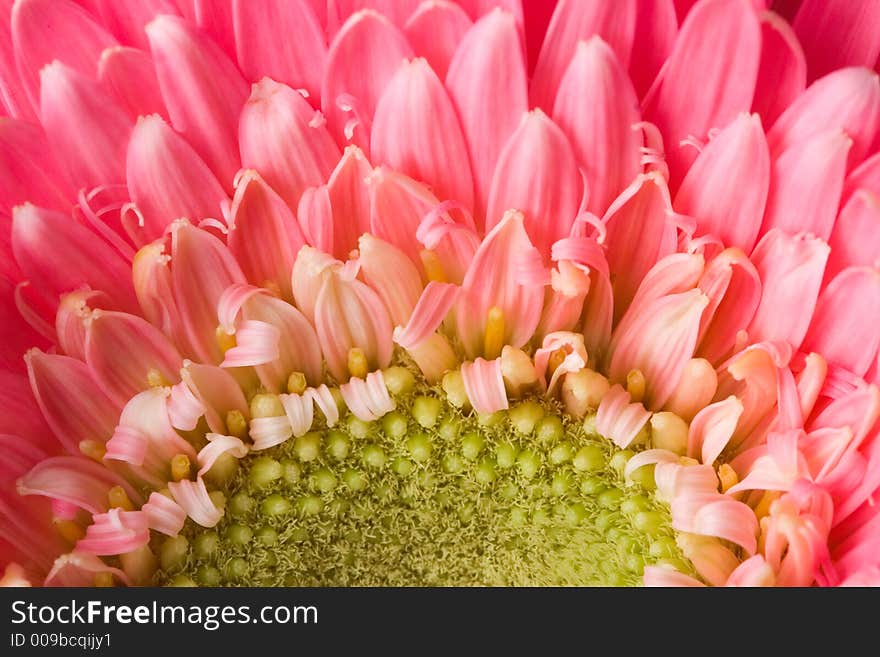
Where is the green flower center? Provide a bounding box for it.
[158,373,692,586]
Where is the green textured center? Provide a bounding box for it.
[158,377,691,586]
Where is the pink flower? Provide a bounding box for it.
[1,0,879,587]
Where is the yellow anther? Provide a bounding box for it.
[215,325,237,353]
[547,348,567,379]
[483,306,505,361]
[108,486,135,511]
[678,456,700,467]
[250,393,284,419]
[347,347,369,380]
[79,440,106,463]
[441,370,469,409]
[93,572,116,587]
[419,249,447,283]
[171,454,192,482]
[626,369,646,403]
[286,371,308,395]
[54,519,85,544]
[718,464,739,493]
[754,490,780,520]
[225,409,249,439]
[147,368,169,388]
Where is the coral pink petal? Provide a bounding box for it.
[394,282,460,350]
[91,0,180,50]
[530,0,636,110]
[674,113,769,253]
[446,8,526,225]
[687,396,744,465]
[752,11,806,127]
[843,152,880,205]
[827,191,880,281]
[328,0,422,33]
[0,0,33,121]
[321,10,414,150]
[404,1,472,80]
[629,0,677,99]
[793,0,880,82]
[747,230,830,350]
[485,110,580,261]
[455,211,545,359]
[76,508,150,555]
[460,357,509,414]
[167,478,223,528]
[297,185,334,254]
[193,0,237,58]
[142,491,187,536]
[324,146,373,259]
[233,0,326,102]
[358,234,424,326]
[98,46,168,121]
[239,78,340,213]
[220,320,280,368]
[0,371,52,451]
[0,119,73,215]
[553,37,642,216]
[340,370,396,421]
[595,384,651,448]
[642,0,762,187]
[146,14,248,187]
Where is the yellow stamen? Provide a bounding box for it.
[441,370,469,409]
[215,325,236,354]
[483,306,505,361]
[79,440,106,463]
[93,572,115,587]
[250,393,284,419]
[754,490,780,520]
[147,368,169,388]
[718,464,739,493]
[547,348,567,380]
[678,456,700,467]
[419,249,447,283]
[649,412,688,456]
[286,371,307,395]
[171,454,192,482]
[108,485,134,511]
[225,409,249,439]
[54,519,85,544]
[348,347,369,380]
[626,369,646,403]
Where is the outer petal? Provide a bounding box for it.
[233,0,326,101]
[752,11,807,127]
[446,8,527,224]
[404,0,472,80]
[687,396,744,465]
[827,191,880,280]
[642,0,762,186]
[98,46,167,121]
[485,110,580,261]
[595,384,651,448]
[358,234,424,326]
[553,37,642,216]
[327,0,422,33]
[673,113,769,253]
[793,0,880,82]
[291,246,339,325]
[44,552,130,587]
[146,14,248,187]
[843,152,880,205]
[324,145,373,259]
[371,58,474,211]
[629,0,677,99]
[193,0,236,57]
[90,0,179,50]
[239,78,340,213]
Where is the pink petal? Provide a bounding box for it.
[0,0,34,121]
[643,566,705,587]
[629,0,677,99]
[146,14,248,187]
[664,357,719,421]
[76,508,150,555]
[405,333,459,384]
[142,491,186,536]
[233,0,327,102]
[358,234,424,326]
[196,433,248,477]
[39,61,133,189]
[767,67,880,170]
[180,362,249,435]
[168,380,206,432]
[310,384,340,428]
[803,268,880,378]
[340,370,396,421]
[0,119,73,215]
[553,36,642,216]
[533,331,588,393]
[167,477,223,527]
[761,130,851,241]
[321,9,414,151]
[485,110,580,261]
[394,281,460,349]
[642,0,762,186]
[404,0,472,80]
[323,145,373,259]
[227,170,306,300]
[529,0,636,110]
[98,46,168,121]
[595,384,651,448]
[445,7,526,225]
[726,554,776,586]
[170,221,247,364]
[672,492,758,554]
[415,206,481,285]
[249,413,292,451]
[455,211,545,359]
[752,11,806,127]
[239,78,340,213]
[11,0,117,113]
[280,392,315,438]
[371,58,474,211]
[220,320,280,368]
[291,246,339,325]
[126,115,229,245]
[747,229,830,350]
[327,0,422,33]
[26,350,118,455]
[687,396,744,465]
[623,448,679,480]
[793,0,880,82]
[673,113,770,253]
[843,151,880,205]
[193,0,236,58]
[297,185,334,254]
[536,260,591,337]
[44,552,131,587]
[0,370,52,452]
[11,204,137,313]
[827,190,880,281]
[90,0,179,49]
[460,357,508,414]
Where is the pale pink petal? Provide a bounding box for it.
[761,130,851,241]
[227,170,306,300]
[672,492,758,554]
[688,396,744,465]
[809,384,880,456]
[91,0,180,50]
[537,260,591,338]
[76,508,150,555]
[0,119,73,215]
[827,191,880,281]
[321,10,414,150]
[249,415,292,451]
[752,11,806,126]
[181,361,250,435]
[630,0,677,99]
[726,554,776,586]
[220,320,280,368]
[446,8,526,225]
[655,461,719,502]
[677,534,741,586]
[674,113,769,253]
[623,448,679,480]
[455,211,545,359]
[460,357,508,414]
[146,14,248,186]
[485,110,580,260]
[405,0,472,80]
[167,477,223,527]
[196,433,248,477]
[747,230,830,350]
[530,0,636,110]
[595,384,651,449]
[664,358,719,422]
[642,0,762,186]
[280,392,315,438]
[415,206,480,285]
[309,384,340,427]
[323,145,373,259]
[643,566,706,587]
[98,46,167,121]
[793,0,880,82]
[358,234,424,326]
[239,78,340,213]
[291,246,340,324]
[533,331,588,394]
[142,491,186,536]
[168,380,205,432]
[340,370,396,421]
[394,282,460,350]
[25,350,118,454]
[126,115,229,244]
[405,333,459,384]
[44,552,131,587]
[297,185,334,254]
[233,0,327,102]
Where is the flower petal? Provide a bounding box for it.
[793,0,880,82]
[629,0,677,99]
[827,190,880,281]
[358,234,424,326]
[752,11,806,127]
[461,357,508,414]
[98,46,168,121]
[394,281,460,350]
[595,384,651,448]
[404,0,472,80]
[0,119,73,216]
[167,477,223,527]
[688,396,744,465]
[76,508,150,556]
[340,370,396,421]
[142,491,186,536]
[323,145,373,259]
